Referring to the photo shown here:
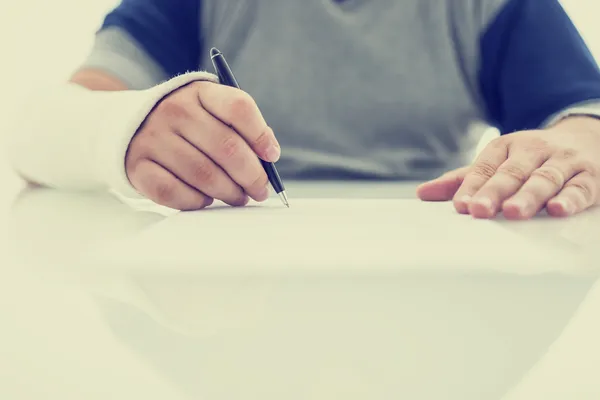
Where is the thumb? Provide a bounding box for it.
[416,166,470,201]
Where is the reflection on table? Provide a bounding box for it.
[2,183,600,399]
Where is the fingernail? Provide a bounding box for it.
[265,145,280,162]
[459,195,472,205]
[473,197,493,211]
[507,198,529,213]
[557,199,574,215]
[454,195,471,213]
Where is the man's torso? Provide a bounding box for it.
[196,0,506,180]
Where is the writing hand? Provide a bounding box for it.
[125,81,281,210]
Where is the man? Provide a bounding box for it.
[7,0,600,219]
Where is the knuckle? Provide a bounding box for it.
[579,160,600,177]
[128,139,153,162]
[137,126,155,140]
[219,135,242,160]
[249,171,269,189]
[155,97,191,121]
[154,179,176,204]
[472,161,497,179]
[189,80,210,92]
[253,126,272,149]
[490,136,508,148]
[191,160,216,186]
[570,180,596,203]
[125,156,143,179]
[497,163,530,184]
[523,137,550,151]
[532,166,565,187]
[228,91,256,119]
[514,137,552,159]
[555,148,578,161]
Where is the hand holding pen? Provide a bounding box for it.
[123,51,286,210]
[210,47,289,207]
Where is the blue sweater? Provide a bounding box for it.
[83,0,600,180]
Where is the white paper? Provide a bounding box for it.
[92,199,581,275]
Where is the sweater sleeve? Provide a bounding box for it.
[479,0,600,134]
[80,0,203,89]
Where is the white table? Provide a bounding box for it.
[1,167,600,399]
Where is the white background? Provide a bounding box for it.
[0,0,597,165]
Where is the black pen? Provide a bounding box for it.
[210,47,289,208]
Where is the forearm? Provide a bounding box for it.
[7,83,141,194]
[4,71,217,199]
[13,69,128,187]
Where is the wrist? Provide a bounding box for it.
[96,71,220,200]
[546,115,600,134]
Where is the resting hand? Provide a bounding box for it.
[417,116,600,219]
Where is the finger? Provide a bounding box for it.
[452,139,509,214]
[469,150,547,219]
[149,131,249,207]
[546,172,599,217]
[128,159,213,211]
[502,157,580,220]
[416,167,470,201]
[195,82,281,162]
[174,106,270,202]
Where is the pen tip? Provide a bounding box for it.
[279,191,289,208]
[210,47,221,58]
